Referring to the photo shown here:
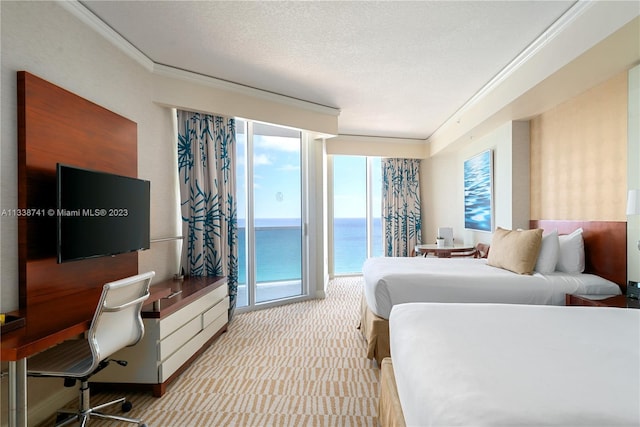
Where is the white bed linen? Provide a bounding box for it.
[362,257,621,319]
[390,303,640,426]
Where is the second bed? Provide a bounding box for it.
[359,221,627,364]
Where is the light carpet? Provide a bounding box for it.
[39,277,379,426]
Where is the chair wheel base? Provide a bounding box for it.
[122,401,133,412]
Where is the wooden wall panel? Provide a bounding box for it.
[17,71,138,311]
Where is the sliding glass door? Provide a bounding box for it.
[236,120,304,309]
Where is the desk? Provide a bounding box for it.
[0,284,171,427]
[92,276,228,397]
[414,244,476,258]
[1,291,95,427]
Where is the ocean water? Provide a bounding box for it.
[464,150,492,231]
[333,217,383,274]
[237,217,382,283]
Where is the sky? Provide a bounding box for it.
[236,126,380,221]
[334,156,367,218]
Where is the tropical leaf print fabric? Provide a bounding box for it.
[177,111,238,318]
[382,158,422,257]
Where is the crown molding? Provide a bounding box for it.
[428,0,640,154]
[152,64,340,116]
[58,1,340,117]
[59,1,155,71]
[430,1,594,140]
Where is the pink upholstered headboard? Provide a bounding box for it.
[530,220,627,291]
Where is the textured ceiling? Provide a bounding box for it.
[81,1,576,139]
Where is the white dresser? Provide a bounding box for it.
[92,276,229,396]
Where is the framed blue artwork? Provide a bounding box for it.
[464,149,493,232]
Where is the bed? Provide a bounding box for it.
[381,302,640,426]
[359,220,627,364]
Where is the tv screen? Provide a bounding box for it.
[57,164,151,263]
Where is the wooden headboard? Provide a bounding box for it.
[530,220,627,291]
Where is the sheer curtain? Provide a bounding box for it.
[176,110,238,319]
[382,158,422,257]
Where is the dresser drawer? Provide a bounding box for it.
[159,313,227,381]
[159,315,202,361]
[203,296,229,329]
[159,289,225,340]
[208,284,228,306]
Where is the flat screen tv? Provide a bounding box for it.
[57,164,151,263]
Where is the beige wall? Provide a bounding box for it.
[423,121,530,246]
[530,71,628,221]
[152,72,338,137]
[424,71,631,249]
[326,135,428,158]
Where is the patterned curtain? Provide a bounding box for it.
[382,158,422,257]
[177,111,238,319]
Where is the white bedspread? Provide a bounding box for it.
[362,257,621,319]
[390,303,640,426]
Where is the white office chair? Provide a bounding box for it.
[28,271,155,427]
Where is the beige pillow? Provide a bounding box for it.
[487,227,543,275]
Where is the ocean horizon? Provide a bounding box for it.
[237,217,382,283]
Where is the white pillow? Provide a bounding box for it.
[556,228,585,273]
[535,230,559,273]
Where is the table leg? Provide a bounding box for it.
[8,359,27,427]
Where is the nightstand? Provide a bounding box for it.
[565,294,640,309]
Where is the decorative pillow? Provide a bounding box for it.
[487,227,543,275]
[556,228,585,273]
[534,230,559,273]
